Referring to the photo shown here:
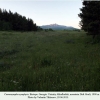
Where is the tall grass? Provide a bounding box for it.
[0,30,100,91]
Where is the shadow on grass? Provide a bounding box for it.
[0,49,19,59]
[0,62,11,71]
[41,58,53,67]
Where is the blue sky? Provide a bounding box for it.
[0,0,82,29]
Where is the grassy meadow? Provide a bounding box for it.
[0,30,100,91]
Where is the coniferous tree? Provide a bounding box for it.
[78,1,100,38]
[0,8,38,31]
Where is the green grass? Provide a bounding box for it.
[0,30,100,91]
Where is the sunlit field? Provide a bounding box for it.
[0,30,100,91]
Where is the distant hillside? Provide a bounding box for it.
[40,24,78,30]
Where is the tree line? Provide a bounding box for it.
[0,8,38,31]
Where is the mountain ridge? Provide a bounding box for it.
[40,24,78,30]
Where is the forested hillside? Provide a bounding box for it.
[0,8,38,31]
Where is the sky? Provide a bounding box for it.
[0,0,83,29]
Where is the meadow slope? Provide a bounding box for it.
[0,30,100,91]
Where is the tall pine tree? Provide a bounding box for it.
[78,1,100,38]
[0,8,38,31]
